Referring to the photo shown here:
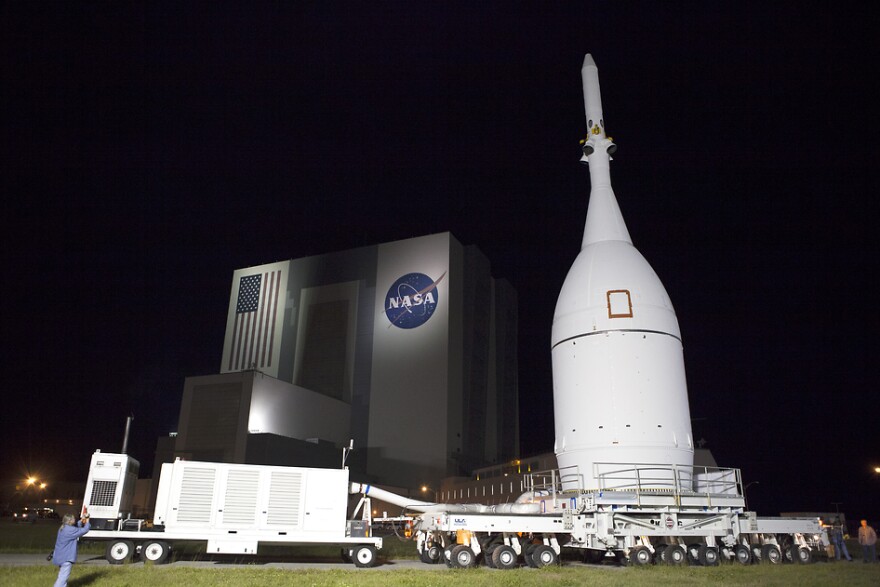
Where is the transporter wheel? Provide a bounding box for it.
[720,546,735,562]
[751,544,764,563]
[698,545,719,566]
[483,545,498,568]
[761,544,782,565]
[524,544,540,568]
[105,540,135,564]
[734,544,752,565]
[351,544,377,568]
[140,540,171,564]
[451,545,476,569]
[584,548,606,564]
[532,545,559,567]
[654,544,668,564]
[779,535,794,562]
[686,543,703,565]
[443,545,457,568]
[794,545,813,564]
[628,545,653,566]
[492,545,518,570]
[419,543,442,564]
[665,545,687,566]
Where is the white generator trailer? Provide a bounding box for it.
[82,450,382,567]
[353,462,826,569]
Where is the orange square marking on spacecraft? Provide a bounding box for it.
[607,289,633,319]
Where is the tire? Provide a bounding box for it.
[451,545,476,569]
[761,544,782,565]
[584,548,606,564]
[532,545,559,567]
[428,544,442,564]
[106,540,135,564]
[483,545,499,568]
[628,545,652,566]
[140,540,171,565]
[655,544,668,564]
[698,545,719,566]
[419,543,441,564]
[734,544,752,565]
[751,544,763,563]
[686,543,703,566]
[492,545,518,570]
[524,544,540,568]
[794,546,813,564]
[443,545,457,568]
[665,544,687,566]
[352,544,377,568]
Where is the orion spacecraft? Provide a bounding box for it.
[552,55,694,489]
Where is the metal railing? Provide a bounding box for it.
[526,462,744,506]
[524,465,584,496]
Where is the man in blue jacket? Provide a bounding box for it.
[52,507,90,587]
[830,517,853,561]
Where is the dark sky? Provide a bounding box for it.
[3,3,878,519]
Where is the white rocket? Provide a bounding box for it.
[552,55,694,489]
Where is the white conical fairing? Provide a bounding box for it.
[552,54,694,490]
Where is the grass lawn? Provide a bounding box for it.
[2,561,879,587]
[2,520,877,586]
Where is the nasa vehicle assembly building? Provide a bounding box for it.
[160,232,519,492]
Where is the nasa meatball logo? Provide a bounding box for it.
[384,271,446,329]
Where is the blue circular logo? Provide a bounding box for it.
[384,272,442,329]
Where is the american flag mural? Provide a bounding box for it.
[228,270,282,371]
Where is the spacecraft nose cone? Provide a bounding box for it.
[582,53,597,70]
[579,53,629,248]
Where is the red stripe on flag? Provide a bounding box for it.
[266,271,280,367]
[229,313,243,371]
[259,272,274,367]
[247,301,260,369]
[254,272,268,367]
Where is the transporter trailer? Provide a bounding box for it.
[81,450,382,567]
[393,462,827,569]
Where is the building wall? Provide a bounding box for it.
[170,232,517,492]
[438,453,558,506]
[367,233,453,487]
[174,371,351,459]
[247,372,350,443]
[176,372,251,463]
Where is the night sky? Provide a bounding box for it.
[3,3,878,520]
